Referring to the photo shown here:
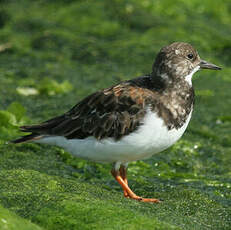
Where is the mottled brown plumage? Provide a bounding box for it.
[12,42,220,144]
[16,76,193,141]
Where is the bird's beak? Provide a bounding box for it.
[199,59,222,70]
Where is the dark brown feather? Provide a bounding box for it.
[11,133,43,143]
[13,42,201,143]
[13,75,194,142]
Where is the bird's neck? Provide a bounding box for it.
[150,71,193,91]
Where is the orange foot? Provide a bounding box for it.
[111,165,161,203]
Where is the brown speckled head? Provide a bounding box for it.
[152,42,200,81]
[152,42,221,83]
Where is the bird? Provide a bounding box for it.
[12,42,221,203]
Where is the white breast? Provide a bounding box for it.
[36,109,192,164]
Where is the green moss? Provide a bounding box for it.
[0,102,29,141]
[0,0,231,229]
[0,204,43,230]
[37,78,73,96]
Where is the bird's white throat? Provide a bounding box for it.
[185,66,200,86]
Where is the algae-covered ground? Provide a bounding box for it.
[0,0,231,229]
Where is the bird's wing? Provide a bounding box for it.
[19,82,154,141]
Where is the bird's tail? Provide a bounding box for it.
[11,133,44,144]
[11,114,65,144]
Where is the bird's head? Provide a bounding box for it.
[152,42,221,85]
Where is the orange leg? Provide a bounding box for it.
[119,165,129,197]
[111,166,160,203]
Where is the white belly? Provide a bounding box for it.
[36,110,192,163]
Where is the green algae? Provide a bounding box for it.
[0,0,231,229]
[0,102,29,141]
[0,205,43,230]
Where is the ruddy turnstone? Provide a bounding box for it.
[12,42,221,203]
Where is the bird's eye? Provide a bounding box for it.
[187,53,194,59]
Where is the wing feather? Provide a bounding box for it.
[16,82,152,141]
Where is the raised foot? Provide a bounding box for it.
[138,197,161,203]
[111,166,161,203]
[126,195,161,203]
